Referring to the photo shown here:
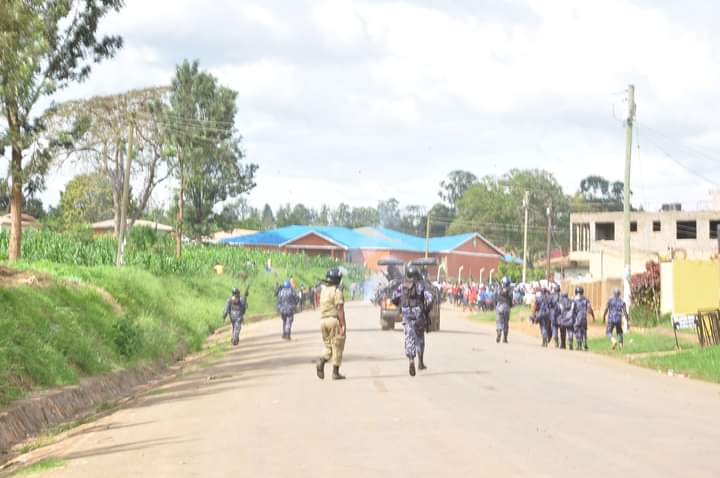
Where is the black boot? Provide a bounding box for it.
[496,331,502,343]
[409,359,416,377]
[332,366,346,380]
[418,352,427,370]
[316,359,327,380]
[503,332,508,343]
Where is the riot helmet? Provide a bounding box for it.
[283,280,292,289]
[575,286,584,296]
[405,265,423,280]
[232,287,240,296]
[325,267,343,285]
[613,287,621,298]
[501,276,511,287]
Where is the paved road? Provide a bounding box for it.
[29,303,720,477]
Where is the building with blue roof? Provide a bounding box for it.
[220,225,505,281]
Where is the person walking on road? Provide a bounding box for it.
[532,288,552,347]
[549,283,561,347]
[495,276,513,344]
[392,265,434,377]
[557,291,575,349]
[277,280,297,340]
[316,268,347,381]
[603,288,629,350]
[572,286,595,351]
[223,287,248,346]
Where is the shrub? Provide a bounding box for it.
[631,261,660,315]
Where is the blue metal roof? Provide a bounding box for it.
[220,225,503,255]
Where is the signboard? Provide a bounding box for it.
[672,314,697,330]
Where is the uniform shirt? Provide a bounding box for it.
[573,296,590,325]
[496,286,513,308]
[277,287,297,316]
[558,296,574,327]
[606,297,625,323]
[391,281,433,321]
[223,296,247,322]
[320,285,344,318]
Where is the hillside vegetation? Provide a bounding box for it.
[0,229,365,406]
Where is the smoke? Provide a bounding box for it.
[362,272,387,303]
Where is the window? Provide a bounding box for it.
[630,221,637,232]
[595,222,615,241]
[711,220,720,239]
[676,221,697,240]
[653,221,661,232]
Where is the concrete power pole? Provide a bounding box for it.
[522,191,529,284]
[425,214,431,259]
[546,201,552,282]
[623,85,636,306]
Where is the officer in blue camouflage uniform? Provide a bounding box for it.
[532,288,552,347]
[572,286,595,351]
[223,287,248,346]
[277,280,297,340]
[557,291,575,349]
[603,288,629,350]
[495,276,513,344]
[392,265,434,377]
[549,283,561,347]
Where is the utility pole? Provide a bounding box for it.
[425,214,431,258]
[522,190,529,284]
[116,116,135,267]
[545,200,552,282]
[623,85,636,306]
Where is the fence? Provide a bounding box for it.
[559,278,622,310]
[697,309,720,347]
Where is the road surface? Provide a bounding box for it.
[22,303,720,477]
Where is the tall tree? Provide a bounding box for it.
[377,198,401,229]
[0,0,124,260]
[439,170,478,211]
[331,203,352,227]
[349,206,378,228]
[573,175,625,212]
[261,203,275,230]
[50,87,172,234]
[167,60,257,248]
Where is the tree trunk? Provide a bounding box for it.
[175,167,184,258]
[7,106,23,262]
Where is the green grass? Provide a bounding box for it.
[635,347,720,382]
[14,458,67,476]
[587,333,698,355]
[0,257,335,407]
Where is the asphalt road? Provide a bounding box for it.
[26,303,720,477]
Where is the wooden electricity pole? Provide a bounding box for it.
[425,214,431,258]
[522,190,529,284]
[116,116,135,267]
[623,85,636,305]
[545,201,552,282]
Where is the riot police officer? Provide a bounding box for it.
[495,276,513,343]
[549,283,561,347]
[223,287,248,346]
[603,288,629,349]
[532,288,552,347]
[392,265,433,377]
[557,291,574,349]
[277,280,297,340]
[573,286,596,351]
[316,268,347,380]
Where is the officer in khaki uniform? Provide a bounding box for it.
[316,267,347,380]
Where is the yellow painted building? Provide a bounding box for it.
[661,259,720,316]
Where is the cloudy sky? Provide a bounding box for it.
[43,0,720,212]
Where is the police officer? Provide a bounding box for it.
[572,286,596,351]
[603,288,629,350]
[316,268,347,381]
[223,287,247,346]
[392,265,433,377]
[557,291,574,349]
[532,288,552,347]
[277,280,297,340]
[549,283,561,347]
[495,276,513,343]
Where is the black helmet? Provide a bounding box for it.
[575,286,584,296]
[501,276,511,287]
[405,264,422,280]
[325,267,343,285]
[232,287,240,296]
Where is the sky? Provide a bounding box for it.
[32,0,720,212]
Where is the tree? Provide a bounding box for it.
[349,207,378,228]
[168,60,257,247]
[331,203,352,227]
[449,169,569,256]
[316,204,330,226]
[275,203,292,227]
[214,197,260,232]
[439,170,478,210]
[572,175,625,212]
[261,204,275,230]
[377,198,401,229]
[59,173,114,226]
[427,202,454,236]
[397,205,427,236]
[51,87,173,235]
[0,0,124,260]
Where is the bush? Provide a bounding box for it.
[111,317,143,359]
[630,304,662,328]
[631,261,660,316]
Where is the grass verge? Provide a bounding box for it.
[635,347,720,382]
[13,458,66,476]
